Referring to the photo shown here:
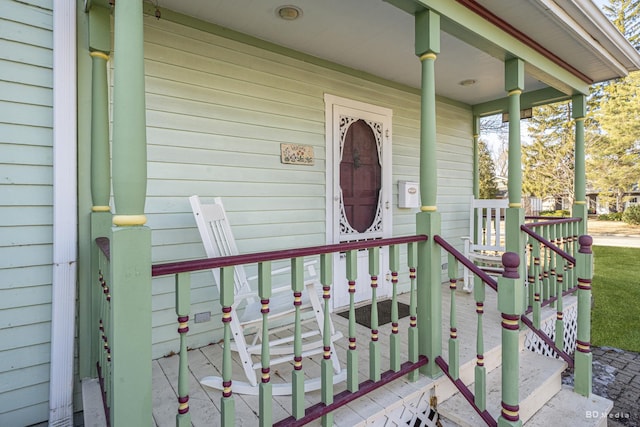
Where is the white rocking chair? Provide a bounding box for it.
[189,196,344,395]
[461,197,509,292]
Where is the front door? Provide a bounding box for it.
[324,95,392,310]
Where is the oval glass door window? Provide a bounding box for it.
[340,119,381,233]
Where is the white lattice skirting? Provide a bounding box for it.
[524,299,578,358]
[359,389,441,427]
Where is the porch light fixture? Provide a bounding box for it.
[459,79,477,87]
[276,5,303,20]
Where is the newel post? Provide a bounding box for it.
[498,253,524,427]
[574,235,593,396]
[415,8,442,378]
[109,0,152,425]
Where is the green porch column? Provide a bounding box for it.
[109,0,152,425]
[415,8,442,378]
[504,59,526,286]
[498,253,525,427]
[572,94,588,236]
[85,3,112,379]
[473,116,480,199]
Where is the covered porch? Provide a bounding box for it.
[147,278,612,426]
[73,0,640,426]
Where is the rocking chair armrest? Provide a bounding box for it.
[246,260,319,282]
[461,236,472,251]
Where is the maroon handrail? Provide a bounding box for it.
[520,225,576,265]
[519,315,574,367]
[524,285,579,315]
[434,234,575,369]
[433,235,498,291]
[523,216,582,227]
[274,356,428,426]
[435,356,497,427]
[152,235,428,277]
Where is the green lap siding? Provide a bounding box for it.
[138,16,473,358]
[0,1,54,426]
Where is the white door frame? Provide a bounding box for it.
[324,94,393,310]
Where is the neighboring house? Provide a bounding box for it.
[2,0,640,426]
[587,184,640,214]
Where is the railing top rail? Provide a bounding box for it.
[433,235,498,291]
[521,225,577,265]
[523,216,582,227]
[151,234,428,277]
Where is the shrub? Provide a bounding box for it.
[539,209,570,217]
[598,212,624,221]
[622,205,640,225]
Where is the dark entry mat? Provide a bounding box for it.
[337,300,410,329]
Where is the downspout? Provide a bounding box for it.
[49,0,77,425]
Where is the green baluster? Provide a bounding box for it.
[258,262,272,427]
[320,254,334,427]
[346,250,358,392]
[389,245,400,372]
[98,263,112,409]
[369,247,381,382]
[448,253,459,380]
[175,273,191,427]
[542,225,550,302]
[527,240,535,311]
[549,224,558,304]
[104,265,112,411]
[532,241,542,329]
[551,223,558,302]
[568,222,576,289]
[574,236,593,396]
[407,242,419,382]
[98,269,106,397]
[291,257,305,419]
[573,221,580,285]
[562,222,569,292]
[569,222,576,288]
[220,267,235,427]
[555,230,565,352]
[474,274,486,411]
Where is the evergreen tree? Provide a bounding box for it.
[522,101,575,205]
[601,0,640,48]
[588,0,640,211]
[478,139,499,199]
[588,71,640,211]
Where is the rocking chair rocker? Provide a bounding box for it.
[189,196,345,395]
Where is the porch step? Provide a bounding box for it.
[437,350,566,426]
[524,386,613,427]
[81,378,107,427]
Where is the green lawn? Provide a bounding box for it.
[591,245,640,352]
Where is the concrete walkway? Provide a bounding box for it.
[590,347,640,427]
[591,235,640,248]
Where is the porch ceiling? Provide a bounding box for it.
[156,0,640,106]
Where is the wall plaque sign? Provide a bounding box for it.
[281,143,314,165]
